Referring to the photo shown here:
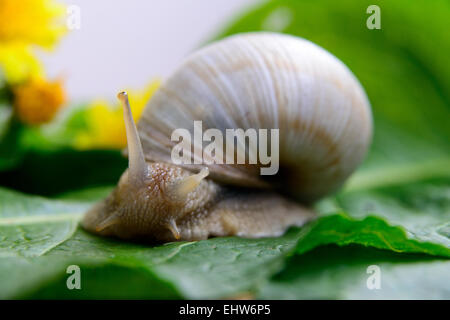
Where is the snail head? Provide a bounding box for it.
[81,92,211,241]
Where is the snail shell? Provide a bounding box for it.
[138,32,372,202]
[82,32,372,242]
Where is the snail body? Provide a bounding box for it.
[82,32,372,242]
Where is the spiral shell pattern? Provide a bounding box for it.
[137,32,372,202]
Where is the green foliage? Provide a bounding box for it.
[259,245,450,299]
[0,149,126,196]
[0,188,300,298]
[0,184,448,299]
[297,214,450,257]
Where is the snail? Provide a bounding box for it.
[82,32,372,242]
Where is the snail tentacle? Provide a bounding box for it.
[118,91,148,186]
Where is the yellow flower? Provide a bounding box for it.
[75,101,127,150]
[74,80,160,150]
[0,0,66,46]
[0,44,43,83]
[13,77,65,125]
[0,0,66,83]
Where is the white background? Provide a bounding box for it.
[40,0,260,102]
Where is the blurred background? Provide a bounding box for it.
[41,0,260,101]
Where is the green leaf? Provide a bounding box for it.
[258,245,450,299]
[0,187,301,299]
[296,214,450,258]
[0,187,92,258]
[336,179,450,248]
[0,185,448,299]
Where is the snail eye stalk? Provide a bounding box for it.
[170,167,210,200]
[117,91,148,186]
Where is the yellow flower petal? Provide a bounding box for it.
[0,0,66,47]
[0,44,42,83]
[0,0,66,82]
[74,80,161,150]
[13,77,66,125]
[127,79,161,119]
